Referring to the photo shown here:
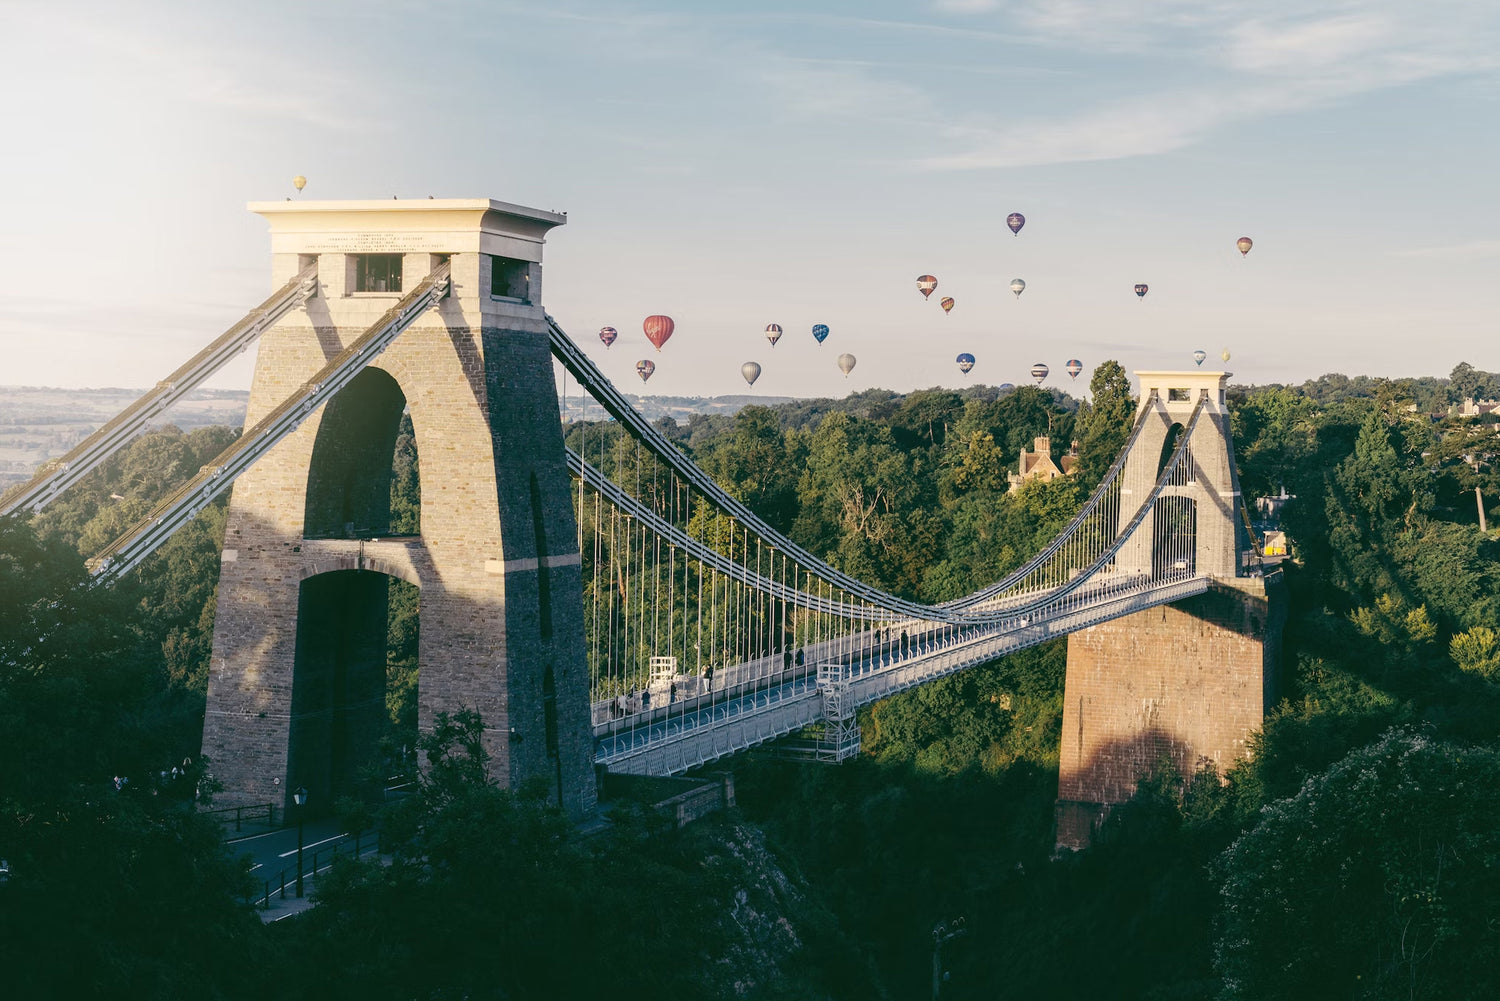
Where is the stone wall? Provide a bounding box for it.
[1055,573,1284,850]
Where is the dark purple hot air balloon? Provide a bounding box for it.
[1007,212,1025,236]
[1134,283,1149,299]
[598,325,618,348]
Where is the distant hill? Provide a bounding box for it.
[0,386,251,489]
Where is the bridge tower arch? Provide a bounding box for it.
[1056,370,1282,850]
[202,200,596,819]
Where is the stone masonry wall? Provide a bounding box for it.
[1055,574,1284,849]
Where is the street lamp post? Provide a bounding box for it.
[293,786,308,898]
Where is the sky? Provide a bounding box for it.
[1,0,1498,401]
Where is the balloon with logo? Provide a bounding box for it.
[940,296,955,314]
[1134,284,1149,299]
[956,352,976,375]
[1010,278,1026,298]
[916,275,938,299]
[741,362,762,386]
[598,326,618,349]
[837,353,857,377]
[642,314,675,352]
[764,323,782,347]
[1237,236,1253,257]
[1193,349,1207,367]
[1066,358,1083,380]
[1031,363,1049,385]
[812,323,830,345]
[636,360,656,383]
[1006,212,1025,235]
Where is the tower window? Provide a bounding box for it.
[354,254,403,293]
[491,256,531,302]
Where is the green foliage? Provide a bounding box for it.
[1214,729,1500,1000]
[1073,360,1135,487]
[1450,625,1500,680]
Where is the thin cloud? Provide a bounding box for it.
[1392,240,1500,260]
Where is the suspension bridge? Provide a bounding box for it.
[1,198,1280,844]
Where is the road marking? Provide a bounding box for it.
[278,832,348,859]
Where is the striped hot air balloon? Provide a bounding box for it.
[1031,363,1049,385]
[916,275,938,298]
[1010,278,1026,298]
[636,360,656,382]
[1065,359,1083,380]
[765,323,783,347]
[642,315,675,351]
[940,296,955,314]
[598,326,618,348]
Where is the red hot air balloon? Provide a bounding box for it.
[1007,212,1025,235]
[916,275,938,298]
[642,315,675,352]
[765,323,783,347]
[1065,358,1083,380]
[598,326,618,348]
[636,360,655,382]
[1134,284,1149,299]
[940,296,955,314]
[1237,236,1253,257]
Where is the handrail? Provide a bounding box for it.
[1,264,319,517]
[89,264,450,578]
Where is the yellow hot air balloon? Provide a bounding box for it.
[1221,348,1231,363]
[293,175,307,193]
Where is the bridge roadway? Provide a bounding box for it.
[596,573,1213,776]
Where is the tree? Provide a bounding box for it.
[1214,729,1500,1000]
[1073,361,1134,487]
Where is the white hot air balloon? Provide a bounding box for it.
[1010,278,1026,298]
[837,353,857,378]
[1193,349,1207,366]
[741,361,762,386]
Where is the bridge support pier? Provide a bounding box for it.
[1055,573,1284,850]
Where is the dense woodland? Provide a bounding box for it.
[2,362,1499,999]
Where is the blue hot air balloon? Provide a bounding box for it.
[1193,349,1207,367]
[999,382,1015,392]
[956,352,975,375]
[812,324,830,344]
[1065,358,1083,380]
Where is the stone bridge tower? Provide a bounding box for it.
[202,200,596,820]
[1056,371,1283,849]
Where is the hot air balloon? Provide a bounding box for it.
[837,353,857,377]
[741,362,762,386]
[940,296,955,314]
[1237,236,1253,257]
[642,315,675,351]
[1134,284,1149,299]
[1010,278,1026,298]
[812,324,830,344]
[916,275,938,298]
[292,175,307,193]
[598,326,618,348]
[1193,349,1207,367]
[636,360,655,382]
[1066,358,1083,380]
[956,352,976,375]
[999,383,1015,391]
[1221,348,1231,362]
[1031,363,1049,385]
[765,323,783,347]
[1007,212,1025,236]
